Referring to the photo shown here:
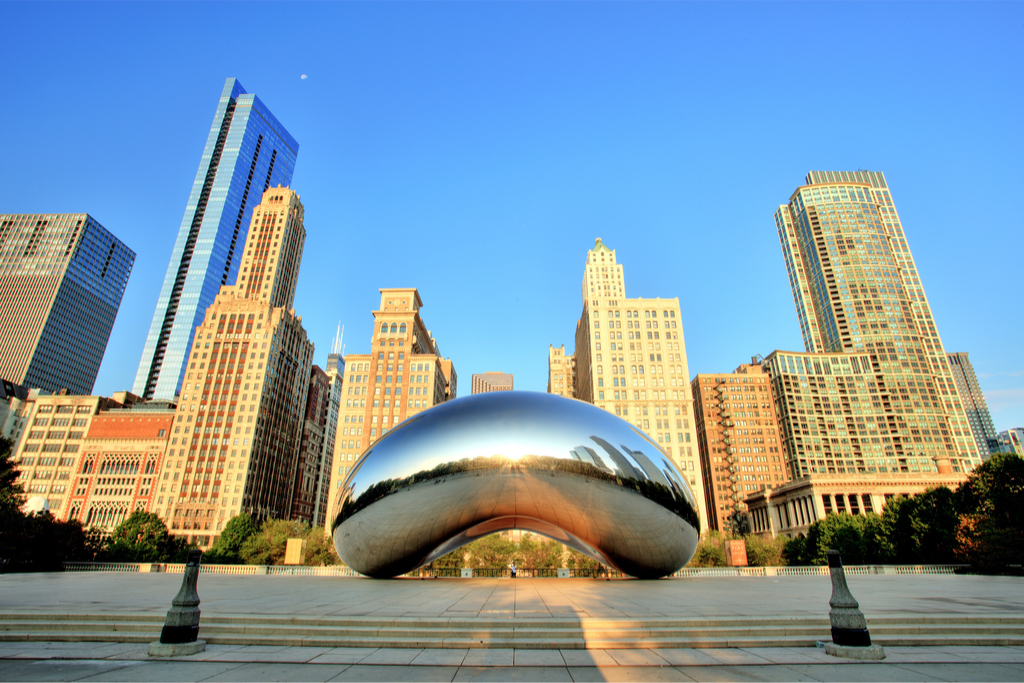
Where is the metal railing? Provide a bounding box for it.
[63,562,967,577]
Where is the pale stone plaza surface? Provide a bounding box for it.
[1,572,1022,681]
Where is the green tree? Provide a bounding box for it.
[782,535,806,566]
[514,534,565,569]
[106,511,176,562]
[800,513,880,566]
[205,513,258,564]
[0,436,24,568]
[0,436,22,504]
[304,528,341,566]
[565,548,605,576]
[465,533,516,569]
[240,518,310,566]
[955,452,1024,570]
[880,487,958,564]
[428,548,465,571]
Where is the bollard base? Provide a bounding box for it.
[825,642,886,660]
[147,639,206,657]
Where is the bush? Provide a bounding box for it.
[744,534,786,567]
[687,530,730,567]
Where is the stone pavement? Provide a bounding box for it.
[2,572,1022,619]
[2,572,1023,680]
[1,642,1023,681]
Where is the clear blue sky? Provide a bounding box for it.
[2,2,1021,431]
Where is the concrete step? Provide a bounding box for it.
[1,612,1021,649]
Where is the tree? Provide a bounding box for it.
[686,530,729,567]
[515,534,565,569]
[880,487,958,565]
[799,513,882,566]
[304,528,341,566]
[428,548,465,571]
[240,518,310,566]
[0,436,22,504]
[955,453,1024,570]
[106,511,176,562]
[565,548,605,576]
[465,533,516,569]
[205,513,258,564]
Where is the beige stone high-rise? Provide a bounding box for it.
[775,171,981,475]
[547,345,575,398]
[567,239,708,530]
[155,187,314,546]
[325,289,457,528]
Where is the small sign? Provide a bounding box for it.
[284,539,307,565]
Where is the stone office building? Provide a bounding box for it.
[325,288,457,528]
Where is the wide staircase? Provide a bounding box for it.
[2,612,1023,649]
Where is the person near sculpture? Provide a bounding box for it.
[510,563,517,579]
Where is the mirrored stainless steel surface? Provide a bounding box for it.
[332,391,700,578]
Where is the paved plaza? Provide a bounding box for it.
[1,572,1022,681]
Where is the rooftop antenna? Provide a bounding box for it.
[331,322,344,355]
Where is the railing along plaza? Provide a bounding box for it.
[63,562,967,577]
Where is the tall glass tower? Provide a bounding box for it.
[775,171,980,473]
[0,213,134,395]
[134,78,298,400]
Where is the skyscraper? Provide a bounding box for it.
[775,171,980,474]
[325,288,457,527]
[0,213,135,395]
[567,239,708,529]
[156,187,313,546]
[471,372,513,394]
[947,352,998,459]
[135,78,298,401]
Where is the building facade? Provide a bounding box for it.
[568,239,708,529]
[471,372,513,394]
[154,188,314,547]
[0,213,134,395]
[12,393,135,517]
[946,352,998,459]
[547,345,575,398]
[290,365,330,525]
[691,362,788,532]
[760,350,963,479]
[996,428,1023,456]
[745,470,970,539]
[135,78,298,401]
[774,171,980,474]
[325,288,457,528]
[66,403,174,530]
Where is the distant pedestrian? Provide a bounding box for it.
[510,563,517,579]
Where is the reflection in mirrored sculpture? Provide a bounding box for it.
[332,391,700,578]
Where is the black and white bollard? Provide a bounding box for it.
[148,549,206,656]
[824,549,885,660]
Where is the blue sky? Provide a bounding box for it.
[2,2,1021,431]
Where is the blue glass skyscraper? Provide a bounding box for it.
[134,78,298,400]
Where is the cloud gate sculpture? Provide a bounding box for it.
[331,391,700,579]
